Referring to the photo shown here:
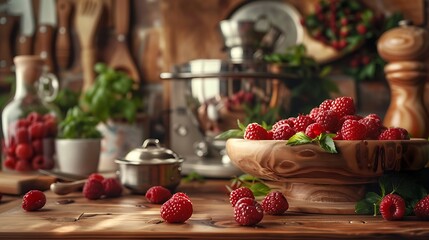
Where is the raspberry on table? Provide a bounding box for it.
[379,194,405,221]
[273,123,296,140]
[293,115,314,132]
[102,178,123,198]
[146,186,173,204]
[244,123,269,140]
[234,197,264,226]
[414,195,429,220]
[305,123,326,139]
[340,119,367,140]
[160,196,193,223]
[229,187,255,207]
[22,190,46,211]
[83,179,105,200]
[378,127,410,140]
[331,96,355,118]
[88,173,104,182]
[261,191,289,215]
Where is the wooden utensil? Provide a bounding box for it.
[50,179,86,195]
[108,0,139,82]
[55,0,73,69]
[0,14,17,75]
[75,0,102,95]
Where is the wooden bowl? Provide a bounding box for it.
[226,138,429,214]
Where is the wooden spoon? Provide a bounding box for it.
[50,180,86,195]
[108,0,139,82]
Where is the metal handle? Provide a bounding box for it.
[38,72,59,102]
[142,139,161,148]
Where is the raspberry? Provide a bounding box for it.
[333,131,343,140]
[319,99,333,111]
[378,127,410,140]
[272,119,294,131]
[32,139,43,154]
[293,115,314,132]
[29,122,44,139]
[229,187,255,207]
[414,195,429,220]
[273,123,296,140]
[83,179,105,200]
[309,107,321,120]
[379,194,406,221]
[16,119,30,128]
[146,186,172,204]
[26,112,43,123]
[43,118,57,137]
[366,113,382,121]
[314,109,339,132]
[15,160,32,171]
[172,192,190,200]
[338,115,362,129]
[234,197,264,226]
[88,173,104,182]
[261,191,289,215]
[331,97,355,118]
[305,123,326,138]
[31,155,45,170]
[4,156,17,170]
[359,117,383,139]
[22,190,46,211]
[340,119,367,140]
[15,143,33,160]
[160,196,193,223]
[244,123,269,140]
[16,128,29,144]
[267,130,274,140]
[102,178,123,198]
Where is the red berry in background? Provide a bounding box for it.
[29,122,44,139]
[319,99,333,111]
[15,160,32,171]
[414,195,429,220]
[366,113,382,122]
[338,39,347,49]
[229,187,255,207]
[15,143,33,160]
[293,115,315,132]
[356,24,367,34]
[305,123,326,138]
[378,127,410,140]
[31,155,45,170]
[340,119,367,140]
[26,112,43,123]
[273,123,296,140]
[102,178,123,198]
[32,139,43,154]
[43,118,57,137]
[340,17,348,26]
[88,173,104,182]
[379,194,405,221]
[146,186,173,204]
[361,55,371,65]
[4,156,17,170]
[22,190,46,211]
[83,179,105,200]
[234,197,264,226]
[16,128,29,144]
[16,119,30,128]
[262,191,289,215]
[331,97,356,118]
[160,195,193,223]
[6,137,16,156]
[244,123,269,140]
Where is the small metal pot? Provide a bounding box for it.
[115,139,184,194]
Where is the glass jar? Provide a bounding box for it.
[1,55,59,172]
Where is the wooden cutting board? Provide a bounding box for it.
[0,172,56,195]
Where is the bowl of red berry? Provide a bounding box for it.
[225,97,429,214]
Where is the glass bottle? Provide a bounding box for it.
[1,55,59,172]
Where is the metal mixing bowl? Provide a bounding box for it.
[115,139,184,194]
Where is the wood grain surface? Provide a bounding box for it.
[1,179,429,239]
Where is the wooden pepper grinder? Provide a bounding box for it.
[377,20,429,138]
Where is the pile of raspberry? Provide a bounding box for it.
[229,187,289,226]
[3,112,58,171]
[83,173,123,200]
[244,96,410,141]
[380,194,429,221]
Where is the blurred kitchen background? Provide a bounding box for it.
[0,0,428,177]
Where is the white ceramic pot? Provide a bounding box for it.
[55,138,101,176]
[97,120,145,172]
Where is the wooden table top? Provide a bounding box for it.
[1,179,429,240]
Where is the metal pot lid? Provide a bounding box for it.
[118,139,183,165]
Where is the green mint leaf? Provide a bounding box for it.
[249,182,271,197]
[317,133,337,153]
[287,132,312,145]
[238,174,260,182]
[365,192,382,204]
[237,119,246,131]
[355,199,374,215]
[215,129,243,140]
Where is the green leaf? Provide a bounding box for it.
[355,199,374,215]
[238,174,260,182]
[249,182,271,197]
[286,132,312,145]
[318,134,337,153]
[365,192,382,204]
[215,129,244,140]
[319,66,332,78]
